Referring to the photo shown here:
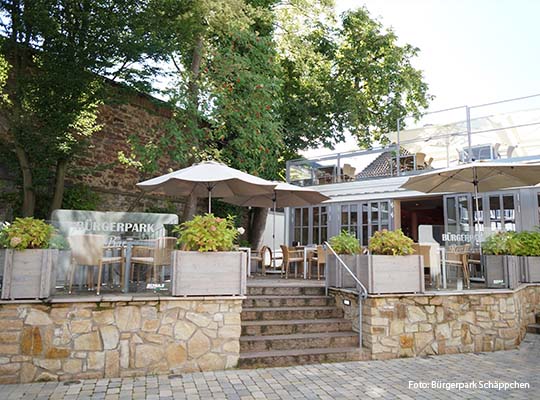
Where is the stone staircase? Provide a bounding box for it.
[526,313,540,334]
[238,284,367,368]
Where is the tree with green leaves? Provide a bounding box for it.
[0,0,167,217]
[275,3,431,157]
[122,0,431,248]
[121,0,284,245]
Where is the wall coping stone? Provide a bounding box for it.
[0,294,246,305]
[330,283,540,299]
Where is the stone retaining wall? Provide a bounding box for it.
[0,297,242,384]
[330,284,540,360]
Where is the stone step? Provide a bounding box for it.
[240,331,359,352]
[238,346,368,369]
[243,295,334,308]
[241,318,353,336]
[247,286,326,297]
[241,306,342,321]
[527,323,540,334]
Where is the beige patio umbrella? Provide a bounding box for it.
[222,181,330,266]
[400,161,540,243]
[136,161,277,213]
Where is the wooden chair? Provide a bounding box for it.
[307,245,326,280]
[67,234,124,295]
[251,246,271,274]
[444,248,470,289]
[342,164,356,181]
[131,237,176,283]
[415,152,426,170]
[280,245,304,279]
[261,247,285,276]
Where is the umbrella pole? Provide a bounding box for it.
[272,197,276,269]
[208,186,212,213]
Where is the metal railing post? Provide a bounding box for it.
[325,241,368,349]
[466,106,472,162]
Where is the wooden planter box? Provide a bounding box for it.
[520,256,540,283]
[358,255,424,294]
[1,249,58,300]
[482,255,521,289]
[326,254,424,294]
[326,254,361,289]
[171,251,246,296]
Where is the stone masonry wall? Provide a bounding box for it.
[0,298,242,384]
[330,284,540,360]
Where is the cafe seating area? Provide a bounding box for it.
[60,234,177,295]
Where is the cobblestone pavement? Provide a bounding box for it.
[1,334,539,400]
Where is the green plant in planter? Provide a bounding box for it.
[174,213,239,252]
[512,231,540,256]
[368,229,414,256]
[3,217,55,250]
[329,231,361,255]
[482,231,522,255]
[0,221,10,248]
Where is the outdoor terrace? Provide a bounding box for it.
[287,95,540,187]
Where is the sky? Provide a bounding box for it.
[336,0,540,112]
[302,0,540,157]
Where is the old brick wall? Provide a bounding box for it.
[0,298,242,384]
[0,90,186,215]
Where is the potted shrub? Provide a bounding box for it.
[359,229,424,294]
[1,218,59,300]
[482,231,521,289]
[170,213,246,296]
[327,230,362,288]
[513,231,540,283]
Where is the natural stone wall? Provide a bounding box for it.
[0,297,242,384]
[330,284,540,360]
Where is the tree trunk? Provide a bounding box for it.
[49,158,68,216]
[248,207,268,250]
[14,144,35,217]
[182,193,198,222]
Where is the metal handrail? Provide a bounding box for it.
[324,241,368,349]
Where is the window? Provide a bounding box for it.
[311,206,328,244]
[487,194,516,233]
[340,201,392,246]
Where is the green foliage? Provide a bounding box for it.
[368,229,414,256]
[513,231,540,257]
[49,233,70,250]
[482,231,522,256]
[275,4,431,156]
[2,217,54,250]
[174,213,239,252]
[329,231,361,255]
[62,184,101,211]
[0,222,9,248]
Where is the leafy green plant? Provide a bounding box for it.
[49,233,70,250]
[174,213,239,252]
[482,231,522,256]
[368,229,414,256]
[329,231,361,255]
[0,222,10,248]
[2,218,55,250]
[62,184,101,211]
[511,231,540,256]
